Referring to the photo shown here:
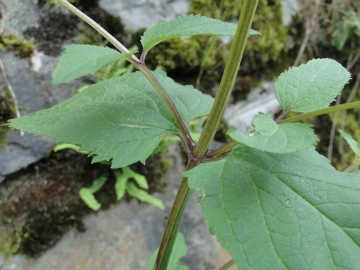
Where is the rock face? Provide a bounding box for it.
[99,0,189,31]
[224,81,281,132]
[0,0,40,38]
[0,145,232,270]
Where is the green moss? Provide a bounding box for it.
[190,0,288,73]
[146,36,205,71]
[0,34,34,58]
[143,0,289,88]
[0,90,15,147]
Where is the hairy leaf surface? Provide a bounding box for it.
[148,233,188,270]
[185,145,360,269]
[10,71,213,168]
[227,113,318,153]
[52,45,125,86]
[141,14,259,52]
[275,59,351,113]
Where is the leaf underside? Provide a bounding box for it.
[141,14,259,52]
[10,71,213,168]
[275,58,351,113]
[228,112,319,154]
[185,145,360,269]
[52,45,125,86]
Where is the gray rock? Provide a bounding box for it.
[224,81,281,132]
[0,0,39,38]
[99,0,189,31]
[281,0,299,26]
[0,51,81,182]
[0,145,232,270]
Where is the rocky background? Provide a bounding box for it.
[0,0,358,269]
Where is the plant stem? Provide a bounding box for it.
[154,1,259,269]
[279,101,360,123]
[58,0,141,65]
[153,160,197,270]
[219,259,234,270]
[139,65,195,149]
[194,0,259,158]
[207,140,239,158]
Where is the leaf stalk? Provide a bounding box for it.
[279,101,360,123]
[139,65,195,149]
[58,0,194,149]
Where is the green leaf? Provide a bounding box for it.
[79,175,108,211]
[148,233,188,270]
[52,45,125,86]
[141,14,259,52]
[115,172,128,200]
[339,129,360,157]
[227,112,318,153]
[114,167,164,209]
[9,71,214,168]
[275,59,351,113]
[126,182,164,210]
[184,145,360,269]
[123,167,149,189]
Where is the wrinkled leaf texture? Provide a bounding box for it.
[275,59,350,113]
[185,145,360,269]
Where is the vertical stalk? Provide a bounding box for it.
[154,1,259,269]
[194,0,259,158]
[153,160,197,270]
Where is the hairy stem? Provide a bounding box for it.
[278,101,360,124]
[153,160,197,270]
[139,65,195,148]
[58,0,141,65]
[154,1,259,269]
[194,0,259,158]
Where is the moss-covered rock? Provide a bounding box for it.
[0,148,171,258]
[0,34,34,58]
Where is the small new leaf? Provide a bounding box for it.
[79,175,108,211]
[227,112,318,153]
[52,45,125,86]
[148,233,188,270]
[141,14,259,52]
[275,58,351,113]
[115,167,164,209]
[339,129,360,157]
[184,145,360,269]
